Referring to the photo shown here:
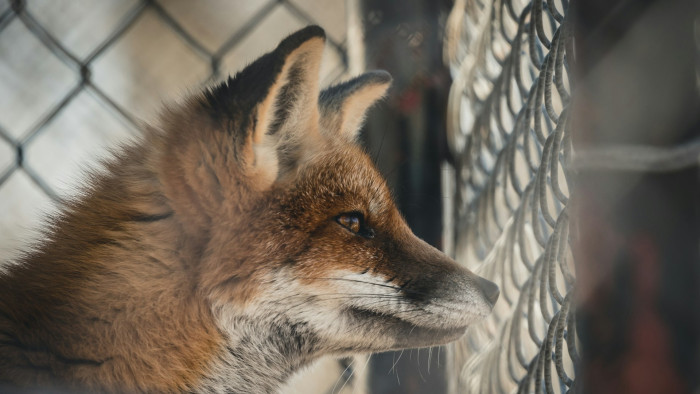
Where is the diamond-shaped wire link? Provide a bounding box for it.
[0,0,349,202]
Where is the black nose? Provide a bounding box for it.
[477,277,500,306]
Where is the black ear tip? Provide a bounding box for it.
[352,70,392,88]
[298,25,326,40]
[364,70,393,85]
[277,25,326,54]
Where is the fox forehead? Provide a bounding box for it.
[279,145,393,219]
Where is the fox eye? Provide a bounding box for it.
[336,212,375,238]
[336,213,361,234]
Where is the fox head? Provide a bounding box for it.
[159,26,498,359]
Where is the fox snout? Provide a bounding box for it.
[393,237,500,330]
[476,275,501,306]
[312,219,500,351]
[417,261,500,325]
[377,249,499,348]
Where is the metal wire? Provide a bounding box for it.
[0,0,349,203]
[443,0,577,392]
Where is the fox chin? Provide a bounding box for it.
[0,25,498,393]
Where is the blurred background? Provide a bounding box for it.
[1,0,698,393]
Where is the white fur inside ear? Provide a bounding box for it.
[319,71,392,143]
[249,36,326,186]
[251,134,279,188]
[339,83,390,141]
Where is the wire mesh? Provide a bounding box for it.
[0,0,348,253]
[442,0,577,392]
[0,0,347,201]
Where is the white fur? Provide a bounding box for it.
[196,264,491,393]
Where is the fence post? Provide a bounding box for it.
[571,1,700,392]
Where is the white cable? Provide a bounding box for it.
[572,138,700,172]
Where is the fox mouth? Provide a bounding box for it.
[346,307,468,350]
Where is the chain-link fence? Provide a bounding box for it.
[0,0,348,243]
[442,0,577,392]
[0,0,348,250]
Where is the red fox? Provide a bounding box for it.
[0,26,498,393]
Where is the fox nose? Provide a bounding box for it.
[476,277,500,307]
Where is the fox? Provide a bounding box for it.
[0,26,499,393]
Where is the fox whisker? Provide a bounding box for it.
[298,276,432,298]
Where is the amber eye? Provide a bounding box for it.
[336,212,362,234]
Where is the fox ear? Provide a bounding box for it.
[249,26,325,185]
[319,70,392,142]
